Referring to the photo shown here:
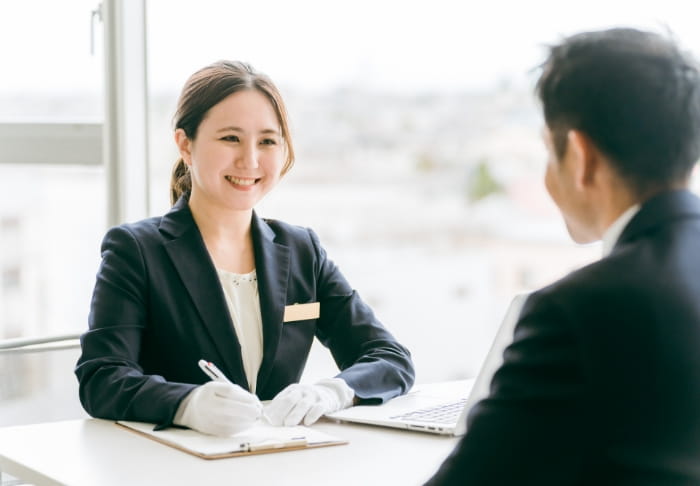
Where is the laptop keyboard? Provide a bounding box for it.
[390,398,468,424]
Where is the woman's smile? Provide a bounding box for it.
[224,175,260,189]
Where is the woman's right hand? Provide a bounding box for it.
[174,381,263,436]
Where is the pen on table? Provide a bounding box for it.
[198,359,234,384]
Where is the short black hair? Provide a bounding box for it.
[536,28,700,197]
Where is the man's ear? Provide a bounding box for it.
[567,130,598,190]
[174,129,192,165]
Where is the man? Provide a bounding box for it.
[426,28,700,484]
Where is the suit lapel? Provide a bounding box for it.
[159,197,249,389]
[251,213,290,392]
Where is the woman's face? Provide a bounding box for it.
[176,89,285,213]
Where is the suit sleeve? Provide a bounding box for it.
[307,228,415,403]
[74,226,195,427]
[424,293,591,485]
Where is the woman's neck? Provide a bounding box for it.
[188,196,256,273]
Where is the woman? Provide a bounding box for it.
[75,61,414,435]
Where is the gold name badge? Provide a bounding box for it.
[283,302,320,322]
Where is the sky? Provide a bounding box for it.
[147,0,700,94]
[1,0,699,96]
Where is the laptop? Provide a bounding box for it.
[325,293,528,436]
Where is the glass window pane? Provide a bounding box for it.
[0,0,102,121]
[0,0,105,344]
[0,165,104,340]
[0,2,105,427]
[0,347,86,426]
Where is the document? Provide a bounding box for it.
[117,420,347,459]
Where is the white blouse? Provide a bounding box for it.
[216,268,263,393]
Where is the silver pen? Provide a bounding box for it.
[197,359,234,384]
[197,359,267,421]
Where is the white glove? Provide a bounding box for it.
[174,381,263,436]
[264,378,355,426]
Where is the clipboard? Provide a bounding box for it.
[117,420,348,459]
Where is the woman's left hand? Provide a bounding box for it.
[264,378,354,426]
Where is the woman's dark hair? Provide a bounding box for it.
[536,28,700,197]
[170,61,295,205]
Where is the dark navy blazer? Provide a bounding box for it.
[426,190,700,485]
[76,196,414,427]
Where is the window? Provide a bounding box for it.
[0,1,104,428]
[0,1,104,342]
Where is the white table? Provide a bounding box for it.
[0,416,459,486]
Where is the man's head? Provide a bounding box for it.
[536,28,700,242]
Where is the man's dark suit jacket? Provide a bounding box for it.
[426,189,700,485]
[75,197,414,427]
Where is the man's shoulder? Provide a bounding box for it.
[532,246,648,310]
[526,219,699,336]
